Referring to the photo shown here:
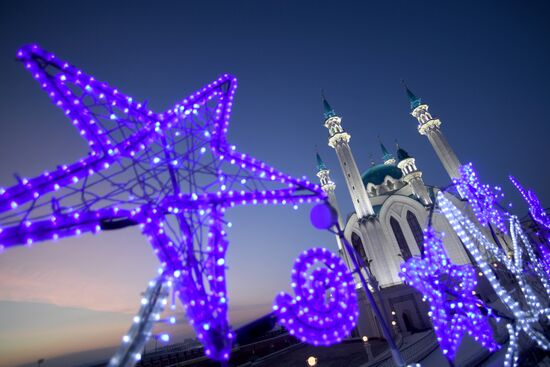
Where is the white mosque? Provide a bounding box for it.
[315,86,496,337]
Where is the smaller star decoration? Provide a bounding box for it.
[399,227,499,361]
[455,163,508,234]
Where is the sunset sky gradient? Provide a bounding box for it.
[1,1,550,366]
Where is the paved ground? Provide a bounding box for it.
[252,339,388,367]
[418,335,496,367]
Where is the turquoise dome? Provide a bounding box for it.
[362,164,403,186]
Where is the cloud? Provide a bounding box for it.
[0,300,274,367]
[0,230,159,314]
[0,263,139,313]
[0,301,131,367]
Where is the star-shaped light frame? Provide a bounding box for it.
[0,44,325,362]
[399,227,499,361]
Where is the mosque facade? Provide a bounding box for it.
[315,87,496,338]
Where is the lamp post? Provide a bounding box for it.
[310,202,406,367]
[363,336,374,360]
[306,356,318,366]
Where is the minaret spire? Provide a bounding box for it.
[402,80,422,110]
[316,151,327,171]
[403,82,462,181]
[321,89,336,119]
[316,151,334,191]
[322,92,374,218]
[379,138,396,165]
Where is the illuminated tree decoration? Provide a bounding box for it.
[438,192,550,367]
[536,244,550,279]
[509,175,550,231]
[509,215,550,297]
[454,163,507,234]
[399,227,499,362]
[273,247,359,346]
[509,176,550,277]
[109,275,171,366]
[0,44,324,363]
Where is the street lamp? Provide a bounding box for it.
[306,356,318,366]
[310,202,406,367]
[363,335,374,360]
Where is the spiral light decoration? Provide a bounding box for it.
[273,247,358,346]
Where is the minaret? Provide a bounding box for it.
[403,83,462,180]
[396,145,432,205]
[322,94,374,218]
[380,141,396,165]
[315,152,352,269]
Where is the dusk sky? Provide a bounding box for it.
[1,1,550,366]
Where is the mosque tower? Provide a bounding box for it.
[380,142,396,165]
[396,144,432,205]
[315,152,353,269]
[322,95,374,218]
[404,83,462,181]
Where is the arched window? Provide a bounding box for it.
[407,211,424,253]
[351,232,368,264]
[390,217,412,260]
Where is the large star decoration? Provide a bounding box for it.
[399,227,499,361]
[0,44,324,362]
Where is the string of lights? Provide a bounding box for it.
[453,163,508,234]
[108,275,171,366]
[2,43,549,367]
[438,192,550,367]
[510,176,550,231]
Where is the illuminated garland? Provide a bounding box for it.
[273,247,359,346]
[504,323,519,367]
[454,163,507,234]
[108,275,171,366]
[509,176,550,278]
[537,244,550,279]
[510,176,550,230]
[399,227,499,361]
[0,44,324,363]
[509,216,550,297]
[438,192,550,367]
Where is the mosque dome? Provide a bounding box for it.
[361,164,403,186]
